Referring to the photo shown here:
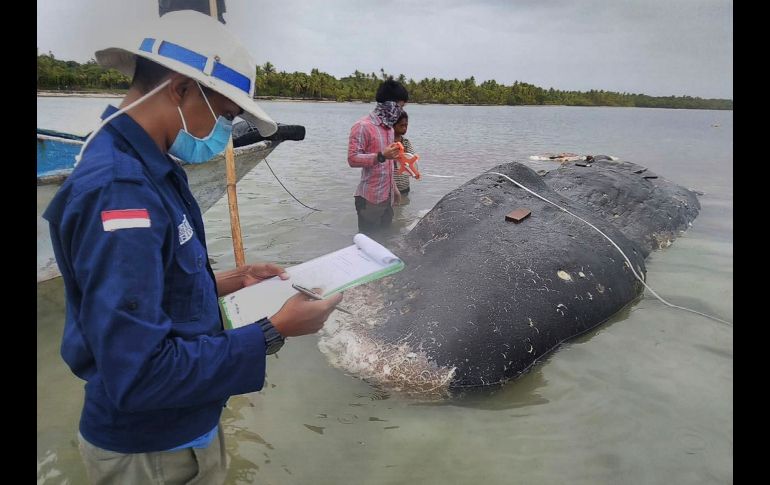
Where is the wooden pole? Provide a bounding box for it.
[224,138,246,267]
[209,0,247,268]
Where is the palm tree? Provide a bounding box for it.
[289,73,307,96]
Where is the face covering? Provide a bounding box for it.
[374,101,403,127]
[168,82,233,164]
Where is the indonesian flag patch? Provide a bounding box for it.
[101,209,151,231]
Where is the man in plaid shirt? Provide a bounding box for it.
[347,80,409,235]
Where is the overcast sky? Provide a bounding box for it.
[37,0,732,99]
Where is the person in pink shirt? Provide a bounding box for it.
[347,79,409,235]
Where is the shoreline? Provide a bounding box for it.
[37,91,733,111]
[255,96,359,104]
[38,90,124,99]
[35,90,572,107]
[35,91,551,107]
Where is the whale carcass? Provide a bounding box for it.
[319,159,700,398]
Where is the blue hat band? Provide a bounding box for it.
[139,37,251,94]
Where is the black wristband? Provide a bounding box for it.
[376,152,386,163]
[259,318,285,355]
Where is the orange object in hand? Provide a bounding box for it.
[394,142,421,180]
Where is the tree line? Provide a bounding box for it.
[37,53,732,110]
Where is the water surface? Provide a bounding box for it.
[37,99,732,484]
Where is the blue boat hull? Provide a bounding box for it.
[36,121,305,282]
[37,132,280,282]
[37,129,84,180]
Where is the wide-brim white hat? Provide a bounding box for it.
[95,10,277,136]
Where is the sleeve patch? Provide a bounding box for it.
[101,209,151,231]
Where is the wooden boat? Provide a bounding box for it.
[37,121,305,282]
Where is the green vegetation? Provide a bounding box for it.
[37,52,130,92]
[37,53,732,110]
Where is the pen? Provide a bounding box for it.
[291,283,354,315]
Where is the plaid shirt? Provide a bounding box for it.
[348,112,397,204]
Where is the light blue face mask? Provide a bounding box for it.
[168,82,233,164]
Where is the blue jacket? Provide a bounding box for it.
[43,106,268,453]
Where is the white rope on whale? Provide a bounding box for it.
[486,171,732,327]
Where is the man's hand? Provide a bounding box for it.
[216,263,288,297]
[269,290,344,337]
[382,143,401,159]
[241,263,289,287]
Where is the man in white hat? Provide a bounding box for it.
[43,10,342,484]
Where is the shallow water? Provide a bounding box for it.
[37,99,732,484]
